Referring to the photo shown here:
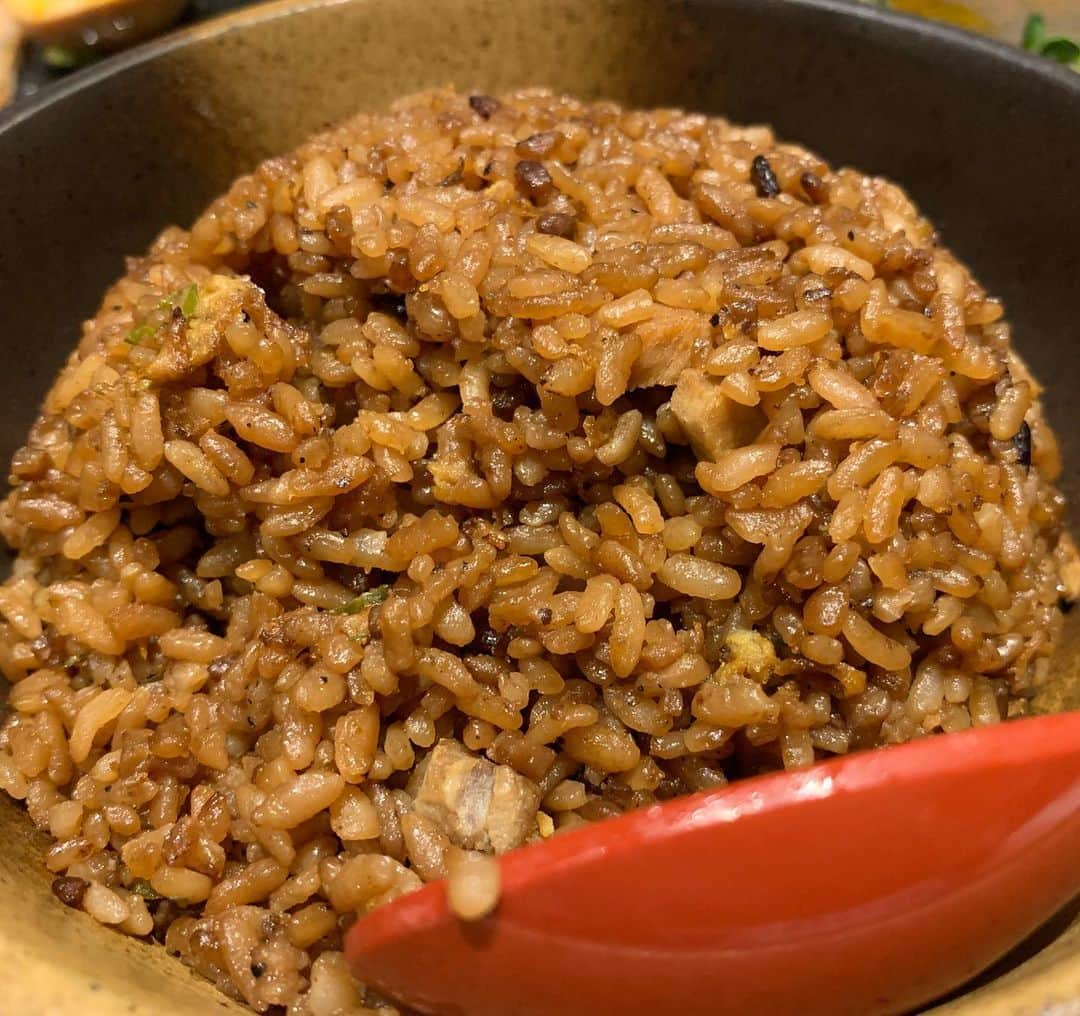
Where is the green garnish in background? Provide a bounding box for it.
[1022,14,1080,68]
[40,45,94,70]
[860,2,1079,72]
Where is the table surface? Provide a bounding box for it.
[10,0,1080,104]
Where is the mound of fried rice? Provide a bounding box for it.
[0,88,1073,1012]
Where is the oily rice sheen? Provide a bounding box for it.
[0,89,1075,1012]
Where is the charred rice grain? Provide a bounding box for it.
[516,131,561,158]
[515,160,555,204]
[468,94,499,119]
[800,171,828,203]
[536,212,577,238]
[51,876,90,908]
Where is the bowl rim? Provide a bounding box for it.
[3,0,1080,138]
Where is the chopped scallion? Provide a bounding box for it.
[1041,37,1080,64]
[125,324,156,346]
[335,585,392,614]
[128,879,162,900]
[1022,13,1046,51]
[178,283,199,319]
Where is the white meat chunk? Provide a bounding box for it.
[670,368,764,461]
[629,308,704,388]
[412,739,540,854]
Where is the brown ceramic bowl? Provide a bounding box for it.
[1,0,1079,1012]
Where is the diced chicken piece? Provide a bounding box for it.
[629,308,706,389]
[147,274,307,383]
[670,368,764,461]
[412,739,540,854]
[715,629,778,684]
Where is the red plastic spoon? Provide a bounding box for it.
[346,711,1080,1016]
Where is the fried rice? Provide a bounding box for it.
[0,88,1073,1013]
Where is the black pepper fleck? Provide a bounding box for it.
[750,155,781,199]
[709,313,721,327]
[250,963,265,978]
[538,607,553,625]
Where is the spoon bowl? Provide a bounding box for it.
[346,712,1080,1016]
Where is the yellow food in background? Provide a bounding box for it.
[1,0,184,44]
[8,0,103,20]
[888,0,993,32]
[0,2,17,104]
[2,0,119,27]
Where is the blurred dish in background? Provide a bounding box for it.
[2,0,187,63]
[0,0,1078,109]
[4,0,186,48]
[0,0,187,102]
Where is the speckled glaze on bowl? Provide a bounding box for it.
[0,1,1078,1013]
